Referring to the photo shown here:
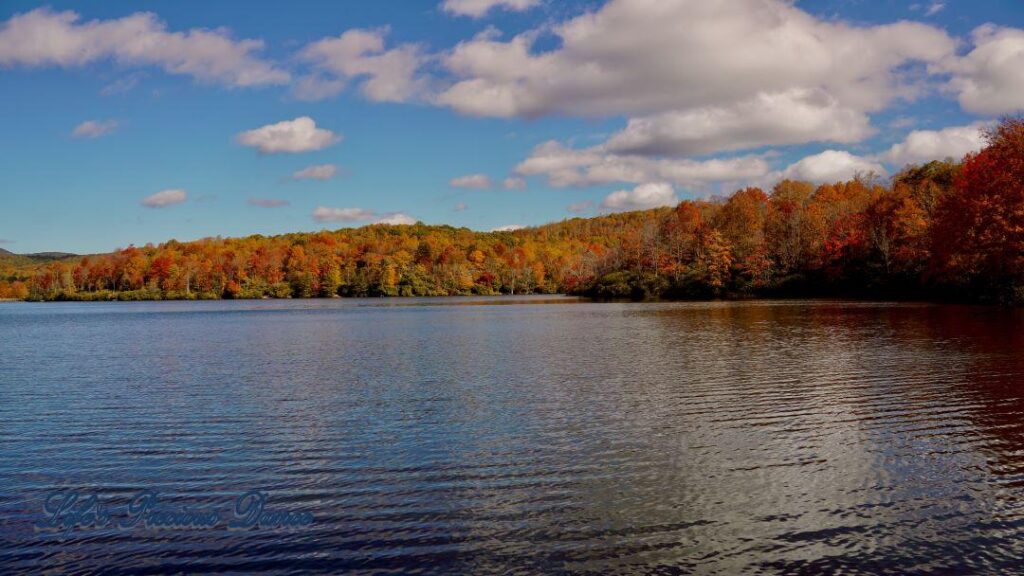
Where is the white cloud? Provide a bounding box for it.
[491,224,524,231]
[515,140,770,188]
[502,177,526,189]
[72,119,117,139]
[604,89,873,156]
[141,189,187,208]
[599,182,678,213]
[450,173,493,189]
[374,212,417,225]
[237,117,340,154]
[880,123,987,166]
[299,28,425,102]
[437,0,954,119]
[292,164,339,180]
[442,0,540,18]
[312,207,378,222]
[0,8,288,87]
[925,2,946,16]
[780,150,886,183]
[940,25,1024,115]
[312,207,416,225]
[248,198,289,208]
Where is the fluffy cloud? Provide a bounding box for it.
[437,0,954,120]
[604,89,873,156]
[491,224,524,232]
[141,189,187,208]
[442,0,540,18]
[292,164,339,180]
[72,119,117,139]
[780,151,886,184]
[941,25,1024,115]
[299,28,425,102]
[515,141,770,188]
[880,123,987,167]
[450,173,493,189]
[248,198,289,207]
[0,8,288,87]
[502,177,526,189]
[599,182,677,213]
[237,117,340,154]
[312,207,416,225]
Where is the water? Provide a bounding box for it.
[2,297,1024,574]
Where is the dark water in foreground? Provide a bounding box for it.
[3,297,1024,574]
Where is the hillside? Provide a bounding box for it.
[3,118,1024,305]
[0,249,78,263]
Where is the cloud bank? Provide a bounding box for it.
[0,8,288,87]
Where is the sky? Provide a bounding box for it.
[1,0,1023,254]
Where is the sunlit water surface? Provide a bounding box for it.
[3,297,1024,574]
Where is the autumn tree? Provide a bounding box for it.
[712,187,769,287]
[932,117,1024,302]
[765,180,814,275]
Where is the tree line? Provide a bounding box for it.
[2,118,1023,305]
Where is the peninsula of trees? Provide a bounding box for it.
[3,118,1024,305]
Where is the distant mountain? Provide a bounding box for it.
[0,249,78,264]
[24,252,78,261]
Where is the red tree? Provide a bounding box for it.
[932,117,1024,300]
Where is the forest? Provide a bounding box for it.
[2,118,1023,305]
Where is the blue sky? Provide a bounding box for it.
[1,0,1023,253]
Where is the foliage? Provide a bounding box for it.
[931,118,1024,304]
[3,118,1023,305]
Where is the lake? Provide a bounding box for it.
[3,297,1024,574]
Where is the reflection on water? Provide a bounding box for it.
[2,297,1024,574]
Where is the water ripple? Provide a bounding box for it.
[3,298,1024,574]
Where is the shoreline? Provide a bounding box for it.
[5,293,1000,309]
